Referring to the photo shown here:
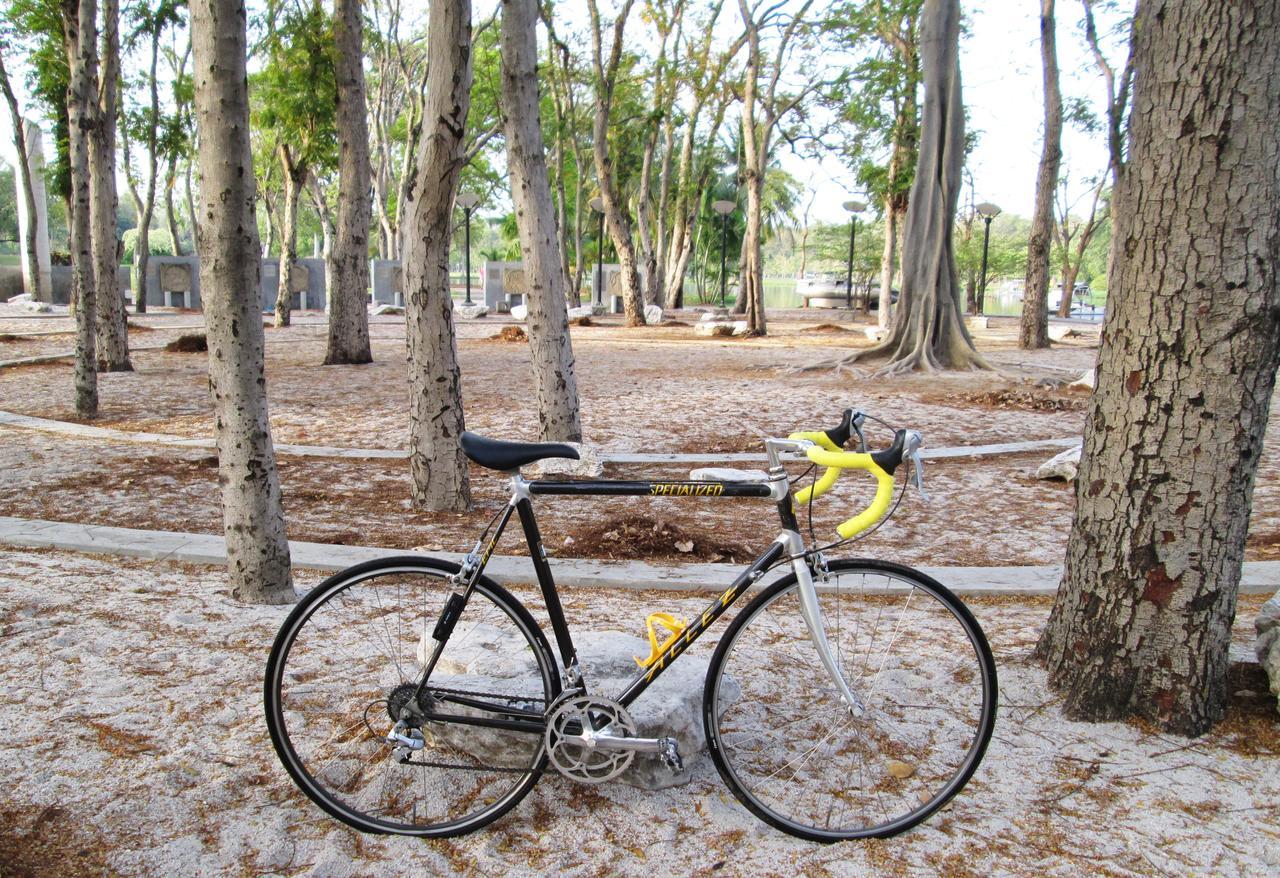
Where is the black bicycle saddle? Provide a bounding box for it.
[460,431,580,471]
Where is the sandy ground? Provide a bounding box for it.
[3,307,1278,569]
[0,550,1276,878]
[1,309,1278,876]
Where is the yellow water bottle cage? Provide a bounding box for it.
[788,431,897,540]
[633,612,689,668]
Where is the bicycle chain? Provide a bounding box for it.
[391,686,549,774]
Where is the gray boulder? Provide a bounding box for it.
[1036,445,1082,481]
[455,302,488,319]
[421,627,738,790]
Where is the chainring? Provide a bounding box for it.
[544,695,636,784]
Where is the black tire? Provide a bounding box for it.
[264,556,559,837]
[703,558,997,841]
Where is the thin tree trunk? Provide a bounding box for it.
[63,0,99,417]
[1021,0,1061,350]
[1037,0,1280,737]
[182,160,197,252]
[122,23,162,314]
[0,49,44,303]
[92,0,130,370]
[275,147,304,327]
[586,0,646,325]
[190,0,294,603]
[325,0,373,365]
[878,197,898,328]
[501,0,582,442]
[403,0,472,512]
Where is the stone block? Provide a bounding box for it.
[1256,593,1280,715]
[644,304,664,324]
[455,302,488,319]
[510,304,528,321]
[158,263,193,293]
[1035,445,1082,481]
[288,264,309,294]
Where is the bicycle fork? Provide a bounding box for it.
[781,531,867,716]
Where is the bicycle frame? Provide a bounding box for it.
[414,438,863,735]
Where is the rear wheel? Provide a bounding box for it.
[703,559,997,841]
[264,556,558,836]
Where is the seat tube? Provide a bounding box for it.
[514,495,578,671]
[781,530,866,715]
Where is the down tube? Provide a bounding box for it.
[615,540,787,708]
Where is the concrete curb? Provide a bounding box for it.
[0,409,1081,464]
[1,516,1276,596]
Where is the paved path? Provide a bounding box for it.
[1,516,1276,596]
[0,409,1080,463]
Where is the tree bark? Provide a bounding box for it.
[324,0,373,366]
[809,0,984,375]
[91,0,130,370]
[500,0,583,442]
[0,49,45,303]
[274,145,305,327]
[1036,0,1280,737]
[586,0,646,326]
[121,21,163,314]
[190,0,294,603]
[1021,0,1061,350]
[403,0,473,512]
[62,0,99,417]
[877,196,898,329]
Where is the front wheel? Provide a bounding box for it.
[264,556,559,837]
[703,559,997,841]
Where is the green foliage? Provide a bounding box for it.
[0,165,17,240]
[250,0,338,176]
[121,226,175,262]
[3,0,70,200]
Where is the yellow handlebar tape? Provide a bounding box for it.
[788,432,897,540]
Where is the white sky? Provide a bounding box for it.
[2,1,1128,227]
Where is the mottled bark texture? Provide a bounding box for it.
[324,0,373,366]
[808,0,986,375]
[1021,0,1061,350]
[62,0,99,417]
[91,0,130,371]
[500,0,582,442]
[0,49,43,303]
[403,0,472,512]
[1036,0,1280,736]
[191,0,294,604]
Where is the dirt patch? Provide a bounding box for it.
[0,804,112,878]
[491,326,528,343]
[565,511,755,563]
[802,323,854,334]
[950,387,1089,413]
[0,334,35,343]
[569,316,594,327]
[125,322,154,332]
[164,333,208,353]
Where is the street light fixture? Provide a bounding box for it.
[842,199,867,310]
[711,199,736,307]
[456,192,481,305]
[590,196,605,305]
[975,201,1001,315]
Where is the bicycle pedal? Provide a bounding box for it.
[659,737,683,772]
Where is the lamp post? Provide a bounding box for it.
[590,196,605,305]
[711,199,736,307]
[456,192,481,305]
[975,201,1001,314]
[842,199,866,310]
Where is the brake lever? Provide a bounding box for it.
[904,431,928,503]
[850,410,868,453]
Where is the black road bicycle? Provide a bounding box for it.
[264,409,997,842]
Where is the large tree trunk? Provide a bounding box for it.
[62,0,99,417]
[324,0,373,366]
[1020,0,1061,350]
[811,0,984,375]
[274,148,305,327]
[403,0,472,512]
[190,0,294,603]
[91,0,130,371]
[1036,0,1280,737]
[500,0,583,442]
